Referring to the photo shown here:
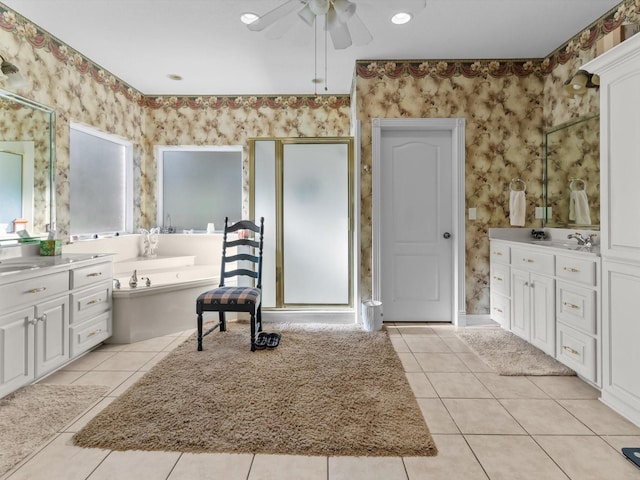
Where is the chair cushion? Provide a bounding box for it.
[198,286,261,306]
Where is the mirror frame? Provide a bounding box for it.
[0,89,55,242]
[543,113,599,229]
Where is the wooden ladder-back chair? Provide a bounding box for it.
[196,217,264,351]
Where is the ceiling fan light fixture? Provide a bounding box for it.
[309,0,330,16]
[391,12,413,25]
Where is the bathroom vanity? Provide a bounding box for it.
[0,251,113,398]
[490,229,601,386]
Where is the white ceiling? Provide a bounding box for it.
[2,0,621,96]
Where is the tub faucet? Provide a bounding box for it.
[129,269,138,288]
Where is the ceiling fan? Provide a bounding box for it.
[247,0,425,50]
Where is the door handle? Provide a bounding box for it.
[443,232,451,239]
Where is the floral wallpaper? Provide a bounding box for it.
[1,0,639,315]
[355,1,640,314]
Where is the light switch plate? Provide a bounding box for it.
[468,208,477,220]
[535,207,544,219]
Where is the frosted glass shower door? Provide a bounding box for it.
[282,143,350,305]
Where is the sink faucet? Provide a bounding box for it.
[567,232,596,247]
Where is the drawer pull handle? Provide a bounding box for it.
[493,251,503,256]
[87,328,103,338]
[523,258,534,263]
[86,298,102,306]
[87,272,103,277]
[493,307,503,313]
[493,275,503,281]
[563,345,580,356]
[27,287,47,294]
[563,267,580,273]
[563,301,579,310]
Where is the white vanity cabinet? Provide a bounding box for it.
[0,255,113,398]
[583,32,640,424]
[510,247,555,356]
[489,241,510,328]
[554,254,600,383]
[0,270,70,397]
[69,261,113,357]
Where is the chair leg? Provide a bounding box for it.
[219,311,226,332]
[197,313,203,351]
[250,312,256,352]
[257,305,262,333]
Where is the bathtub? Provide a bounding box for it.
[110,258,219,343]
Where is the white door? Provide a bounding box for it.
[380,129,453,322]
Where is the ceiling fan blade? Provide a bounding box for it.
[247,0,304,32]
[347,12,372,46]
[328,20,352,49]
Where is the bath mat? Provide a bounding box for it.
[456,328,576,376]
[74,323,437,457]
[0,384,107,477]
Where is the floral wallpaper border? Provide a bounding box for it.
[0,6,350,111]
[356,0,639,81]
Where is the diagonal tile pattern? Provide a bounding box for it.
[4,322,640,480]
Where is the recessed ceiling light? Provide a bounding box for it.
[391,12,412,25]
[240,12,259,24]
[167,74,183,81]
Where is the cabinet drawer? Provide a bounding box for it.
[490,242,510,264]
[70,282,112,325]
[71,262,113,290]
[556,281,596,334]
[511,248,554,275]
[490,293,510,329]
[70,312,111,357]
[490,262,510,297]
[556,324,596,382]
[0,271,69,311]
[555,255,597,286]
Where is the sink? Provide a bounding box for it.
[530,240,573,247]
[0,264,39,273]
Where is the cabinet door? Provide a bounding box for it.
[0,307,34,397]
[510,269,530,341]
[530,274,555,356]
[34,296,70,377]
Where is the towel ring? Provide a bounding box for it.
[510,178,526,192]
[569,178,586,191]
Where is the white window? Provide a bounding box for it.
[69,123,133,236]
[157,146,242,232]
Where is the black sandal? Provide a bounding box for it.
[266,333,281,349]
[254,332,268,350]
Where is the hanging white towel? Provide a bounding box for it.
[509,190,526,226]
[569,190,591,225]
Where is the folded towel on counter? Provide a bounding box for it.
[570,190,591,225]
[509,190,526,226]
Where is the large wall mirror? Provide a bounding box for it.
[0,89,55,241]
[544,114,599,229]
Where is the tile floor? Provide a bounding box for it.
[3,322,640,480]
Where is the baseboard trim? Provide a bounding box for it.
[263,310,356,324]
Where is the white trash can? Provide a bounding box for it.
[362,300,383,331]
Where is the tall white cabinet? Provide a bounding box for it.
[584,33,640,426]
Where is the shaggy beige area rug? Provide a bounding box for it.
[0,384,107,476]
[456,328,576,376]
[74,323,437,457]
